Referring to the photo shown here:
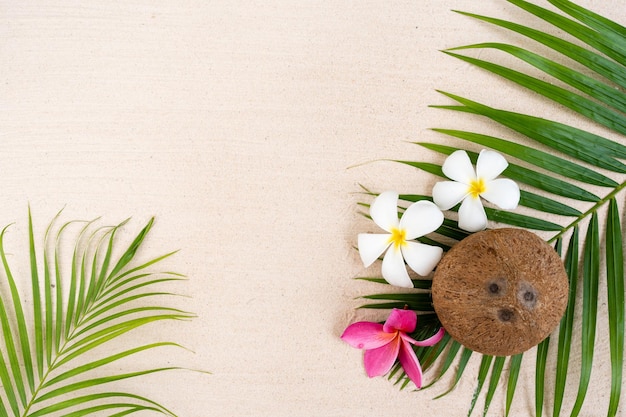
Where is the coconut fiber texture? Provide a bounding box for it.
[431,228,569,357]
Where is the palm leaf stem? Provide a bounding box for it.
[548,180,626,244]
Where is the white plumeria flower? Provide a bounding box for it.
[358,191,444,288]
[432,149,520,232]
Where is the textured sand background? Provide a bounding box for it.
[1,1,625,416]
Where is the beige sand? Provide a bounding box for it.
[1,1,624,415]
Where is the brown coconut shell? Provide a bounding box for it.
[431,228,568,356]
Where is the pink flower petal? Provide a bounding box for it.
[402,327,446,347]
[370,191,400,232]
[383,308,417,333]
[398,339,423,388]
[363,335,401,377]
[341,322,396,350]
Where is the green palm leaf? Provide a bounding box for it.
[537,239,560,417]
[535,338,550,417]
[481,356,505,417]
[606,199,624,417]
[433,346,473,399]
[468,355,493,416]
[507,0,626,63]
[356,1,626,415]
[452,9,626,88]
[553,227,579,417]
[0,213,194,416]
[505,354,523,417]
[570,213,600,417]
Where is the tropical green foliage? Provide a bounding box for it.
[358,0,625,415]
[0,211,193,416]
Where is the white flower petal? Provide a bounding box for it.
[482,178,520,209]
[400,200,444,240]
[432,181,469,210]
[476,150,508,181]
[402,241,443,276]
[442,150,475,184]
[370,191,400,232]
[358,233,391,267]
[381,246,413,288]
[458,196,487,232]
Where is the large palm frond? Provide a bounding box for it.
[358,1,625,415]
[0,211,193,416]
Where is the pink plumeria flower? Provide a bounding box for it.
[432,150,520,232]
[358,191,444,288]
[341,308,445,388]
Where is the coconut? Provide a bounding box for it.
[431,228,569,356]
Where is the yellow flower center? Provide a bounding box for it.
[388,227,407,249]
[468,178,486,199]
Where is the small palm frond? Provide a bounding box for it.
[0,210,193,416]
[358,1,625,416]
